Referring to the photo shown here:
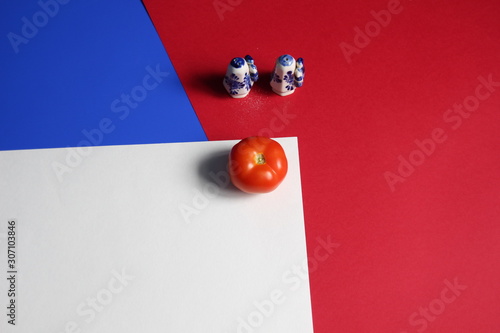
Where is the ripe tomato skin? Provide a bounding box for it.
[228,136,288,193]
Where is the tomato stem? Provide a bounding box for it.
[255,153,266,165]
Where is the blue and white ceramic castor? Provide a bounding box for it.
[223,55,259,98]
[270,54,305,96]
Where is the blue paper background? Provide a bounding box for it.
[0,0,206,151]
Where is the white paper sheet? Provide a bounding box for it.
[0,137,313,332]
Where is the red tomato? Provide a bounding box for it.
[228,136,288,193]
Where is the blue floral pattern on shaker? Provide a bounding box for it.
[271,72,282,83]
[224,74,245,95]
[243,73,252,91]
[283,71,295,91]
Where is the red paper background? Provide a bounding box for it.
[143,0,500,331]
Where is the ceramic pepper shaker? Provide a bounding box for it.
[223,55,259,98]
[270,54,305,96]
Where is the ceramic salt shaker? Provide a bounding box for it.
[223,55,259,98]
[270,54,305,96]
